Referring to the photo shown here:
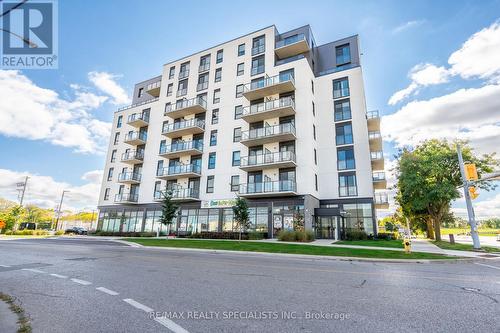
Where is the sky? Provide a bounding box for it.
[0,0,499,217]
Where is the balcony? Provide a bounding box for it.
[117,172,142,184]
[374,193,389,209]
[371,151,385,171]
[238,180,297,198]
[114,193,138,204]
[367,110,381,131]
[372,172,387,190]
[154,188,200,202]
[241,97,295,123]
[127,112,149,127]
[159,140,203,159]
[240,151,296,172]
[161,118,205,138]
[275,34,310,59]
[120,150,144,164]
[164,96,207,118]
[243,73,295,100]
[368,131,382,151]
[240,123,296,146]
[157,164,202,180]
[124,131,147,145]
[145,81,161,97]
[178,70,189,80]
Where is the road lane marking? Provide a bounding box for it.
[50,273,68,279]
[96,287,119,296]
[70,278,92,285]
[122,298,153,313]
[154,316,190,333]
[0,264,11,267]
[21,268,46,273]
[475,263,500,270]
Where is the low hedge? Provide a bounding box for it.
[375,232,398,240]
[5,229,49,236]
[345,230,368,241]
[187,231,267,240]
[277,230,315,242]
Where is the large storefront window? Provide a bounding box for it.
[343,203,374,235]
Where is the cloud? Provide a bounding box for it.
[88,71,131,105]
[392,20,425,34]
[0,168,102,211]
[0,70,111,154]
[452,193,500,219]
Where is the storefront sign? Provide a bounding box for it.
[201,199,238,209]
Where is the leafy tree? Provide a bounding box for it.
[482,218,500,229]
[292,211,305,232]
[396,139,497,241]
[159,189,179,235]
[0,205,23,232]
[232,197,250,240]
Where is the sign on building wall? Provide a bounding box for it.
[201,199,238,209]
[284,216,294,230]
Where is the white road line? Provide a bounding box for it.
[475,263,500,270]
[70,278,92,285]
[154,316,190,333]
[122,298,154,313]
[50,273,68,279]
[0,264,11,267]
[21,268,46,273]
[96,287,119,296]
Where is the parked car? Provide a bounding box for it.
[64,227,88,235]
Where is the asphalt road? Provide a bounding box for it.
[1,237,499,333]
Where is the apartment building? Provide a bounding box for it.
[97,24,388,239]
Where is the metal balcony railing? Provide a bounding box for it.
[245,72,295,92]
[127,112,149,124]
[157,164,202,177]
[243,97,295,117]
[198,63,210,72]
[240,151,296,167]
[197,81,208,91]
[121,150,144,161]
[162,118,205,134]
[159,140,203,155]
[239,180,296,195]
[176,88,188,97]
[241,123,295,141]
[164,96,207,115]
[178,70,190,79]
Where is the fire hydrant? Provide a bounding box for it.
[403,238,411,253]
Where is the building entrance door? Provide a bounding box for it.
[315,216,338,239]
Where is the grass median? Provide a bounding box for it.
[124,238,458,260]
[335,239,404,249]
[432,241,500,253]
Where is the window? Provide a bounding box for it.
[337,147,355,170]
[251,55,265,75]
[206,175,215,193]
[111,149,117,162]
[214,68,222,82]
[231,175,240,192]
[179,62,190,79]
[211,109,219,125]
[334,99,351,121]
[169,66,175,79]
[339,173,357,197]
[156,160,164,176]
[197,73,209,91]
[178,79,188,97]
[311,80,314,94]
[107,167,114,181]
[216,49,223,63]
[104,188,110,201]
[159,139,166,153]
[234,105,243,119]
[235,84,244,98]
[233,127,242,142]
[166,83,173,96]
[232,151,240,166]
[199,54,211,72]
[333,78,349,99]
[336,44,351,65]
[336,123,353,145]
[117,115,122,128]
[154,181,161,197]
[213,89,220,104]
[237,63,244,76]
[138,88,143,98]
[252,35,265,55]
[114,132,120,145]
[238,43,245,56]
[314,149,317,165]
[312,101,315,116]
[313,125,316,140]
[210,130,218,146]
[315,174,318,191]
[208,152,216,169]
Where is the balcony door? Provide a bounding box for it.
[247,171,263,193]
[279,168,296,191]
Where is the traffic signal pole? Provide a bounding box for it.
[457,145,481,250]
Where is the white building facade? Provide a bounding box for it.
[97,25,387,239]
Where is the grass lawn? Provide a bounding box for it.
[335,239,404,249]
[124,238,457,260]
[432,241,500,253]
[441,228,499,236]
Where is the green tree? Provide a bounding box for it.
[233,197,250,240]
[159,188,179,235]
[0,205,23,232]
[292,211,305,232]
[396,139,497,241]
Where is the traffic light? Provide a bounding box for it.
[464,163,478,181]
[469,186,479,200]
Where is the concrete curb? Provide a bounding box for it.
[0,298,17,333]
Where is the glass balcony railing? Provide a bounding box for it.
[127,112,149,124]
[371,151,384,160]
[146,81,161,91]
[178,70,190,79]
[121,150,144,162]
[375,193,389,204]
[243,97,295,117]
[240,151,296,167]
[276,33,306,48]
[164,96,207,115]
[197,81,208,91]
[154,188,200,200]
[241,123,296,141]
[159,140,203,155]
[239,180,296,195]
[372,172,386,182]
[157,164,202,177]
[198,63,210,72]
[176,88,188,97]
[245,72,295,92]
[118,172,142,182]
[114,193,138,203]
[162,118,205,134]
[124,131,147,143]
[250,65,265,76]
[368,131,382,140]
[367,110,380,119]
[251,44,265,56]
[117,97,158,112]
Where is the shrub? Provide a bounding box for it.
[55,230,64,236]
[187,231,267,240]
[277,230,315,242]
[375,232,393,240]
[248,231,264,240]
[4,230,13,235]
[277,230,296,242]
[345,230,368,241]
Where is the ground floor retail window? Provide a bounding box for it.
[342,203,374,235]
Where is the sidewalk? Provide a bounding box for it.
[0,299,18,333]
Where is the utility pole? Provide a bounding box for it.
[456,145,481,250]
[17,176,29,206]
[54,190,69,231]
